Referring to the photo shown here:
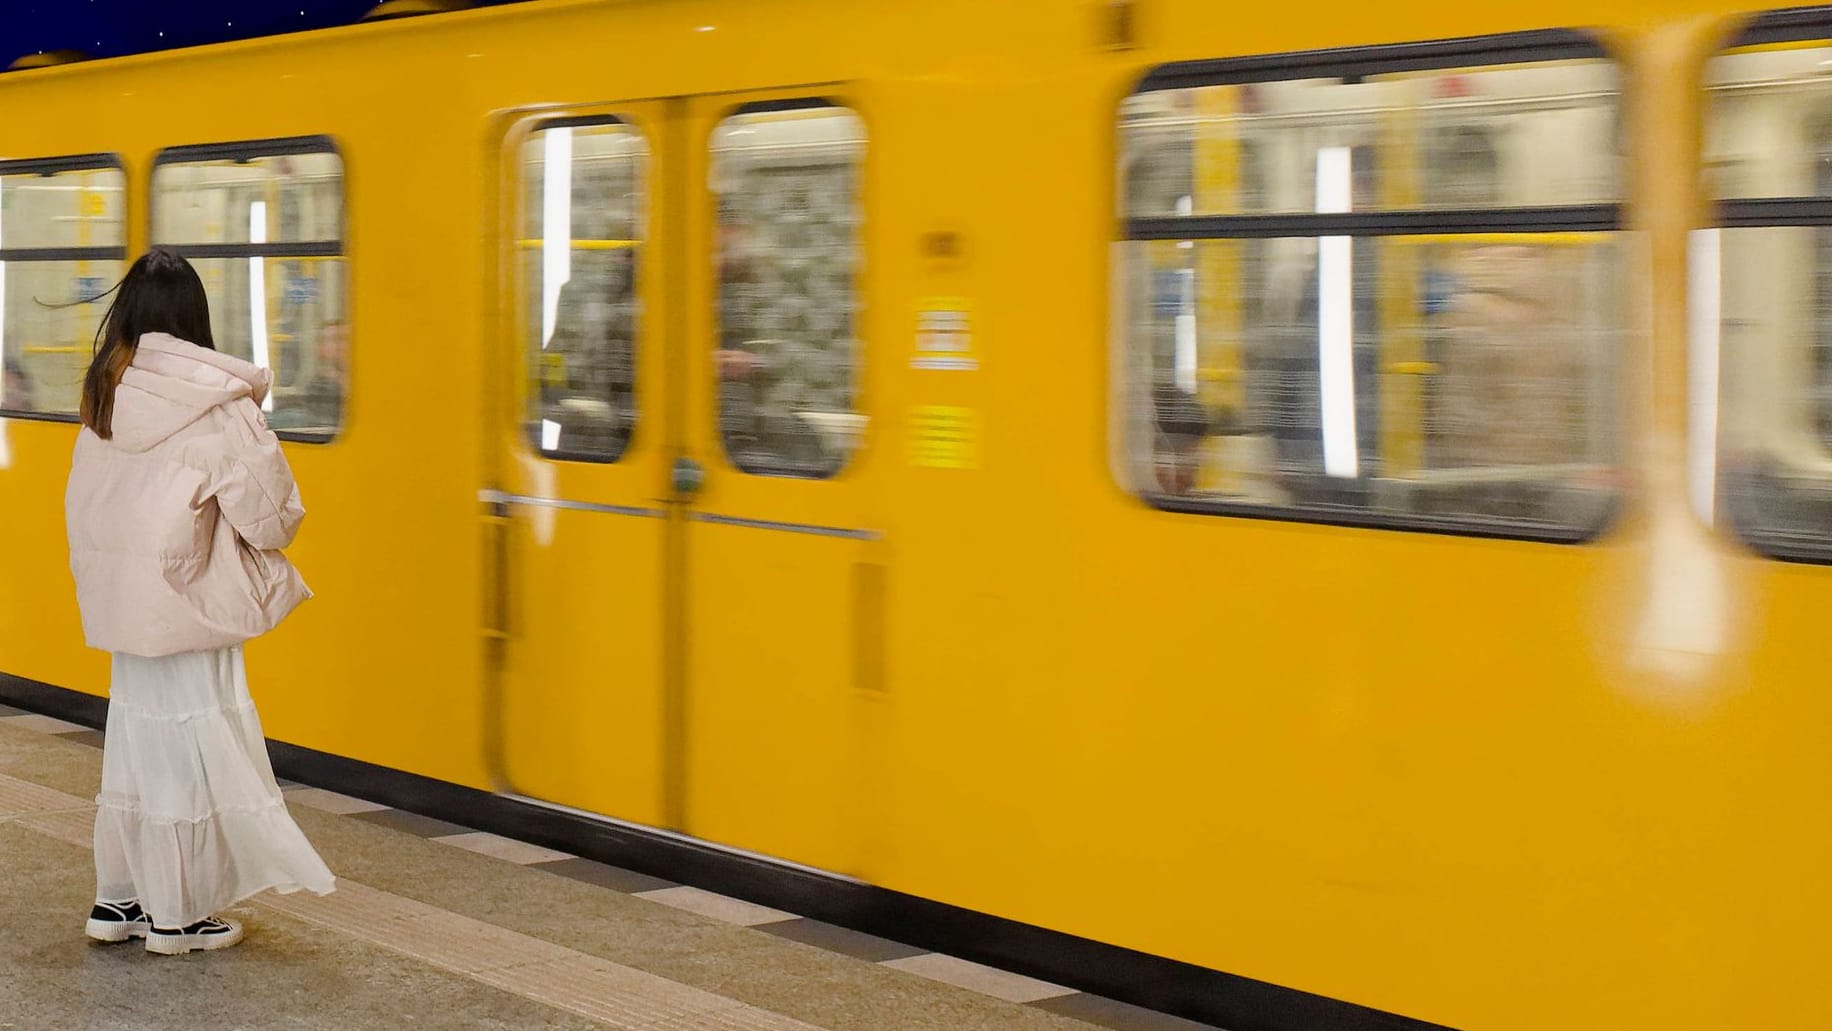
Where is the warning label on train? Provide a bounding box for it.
[912,298,976,371]
[910,406,979,469]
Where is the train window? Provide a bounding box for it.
[1117,32,1626,541]
[711,101,866,479]
[1701,25,1832,561]
[0,156,127,421]
[520,118,645,462]
[151,138,345,442]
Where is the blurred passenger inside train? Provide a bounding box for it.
[3,359,35,411]
[540,265,635,457]
[713,212,839,476]
[63,247,334,955]
[714,215,768,383]
[294,319,348,432]
[1152,386,1211,495]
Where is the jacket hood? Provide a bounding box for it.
[108,333,272,454]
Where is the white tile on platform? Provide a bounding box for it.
[284,787,389,814]
[0,714,88,735]
[881,952,1077,1004]
[633,885,797,927]
[433,831,572,865]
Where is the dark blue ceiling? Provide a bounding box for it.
[1,1,521,67]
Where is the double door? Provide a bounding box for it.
[484,89,884,875]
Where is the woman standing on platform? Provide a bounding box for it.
[64,247,335,955]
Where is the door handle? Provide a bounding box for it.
[672,456,705,498]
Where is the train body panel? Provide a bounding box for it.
[2,2,1828,1027]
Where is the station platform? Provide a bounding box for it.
[0,702,1220,1031]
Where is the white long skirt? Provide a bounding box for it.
[93,646,336,928]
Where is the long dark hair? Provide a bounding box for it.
[79,247,215,439]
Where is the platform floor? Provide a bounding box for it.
[0,703,1222,1031]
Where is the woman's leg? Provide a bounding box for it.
[87,673,150,942]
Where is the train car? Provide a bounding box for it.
[4,1,1832,1027]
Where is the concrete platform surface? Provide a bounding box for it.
[0,711,1224,1031]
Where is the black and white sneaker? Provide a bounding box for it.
[144,916,244,955]
[85,899,151,943]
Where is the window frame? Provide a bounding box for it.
[0,152,128,424]
[149,134,347,444]
[517,113,648,466]
[709,95,869,481]
[1703,9,1832,564]
[1116,28,1626,545]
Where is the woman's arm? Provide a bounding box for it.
[205,398,305,550]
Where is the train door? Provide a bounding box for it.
[488,104,673,828]
[674,92,883,874]
[488,91,883,875]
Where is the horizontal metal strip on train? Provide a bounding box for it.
[1144,491,1614,545]
[153,134,340,164]
[689,512,881,541]
[478,492,877,538]
[160,242,344,260]
[0,409,78,424]
[1135,27,1604,92]
[0,153,122,176]
[1125,205,1622,241]
[0,246,127,263]
[480,490,663,519]
[1732,5,1832,47]
[517,443,634,464]
[1716,197,1832,228]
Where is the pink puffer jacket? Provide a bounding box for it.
[65,333,311,658]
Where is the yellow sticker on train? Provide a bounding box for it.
[910,406,978,469]
[913,297,976,371]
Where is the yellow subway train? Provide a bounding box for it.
[3,1,1831,1027]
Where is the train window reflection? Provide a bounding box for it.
[1704,32,1832,560]
[152,139,346,442]
[520,118,645,463]
[711,102,866,480]
[1117,38,1626,540]
[0,157,127,421]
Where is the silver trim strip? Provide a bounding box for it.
[480,489,663,519]
[479,490,877,538]
[690,512,882,541]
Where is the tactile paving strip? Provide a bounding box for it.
[0,772,90,819]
